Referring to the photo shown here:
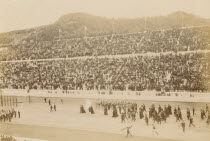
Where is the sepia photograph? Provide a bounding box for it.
[0,0,210,141]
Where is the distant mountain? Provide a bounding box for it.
[0,11,210,45]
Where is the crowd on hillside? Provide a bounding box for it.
[0,27,209,61]
[1,52,209,92]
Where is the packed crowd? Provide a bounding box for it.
[0,109,20,122]
[96,99,174,124]
[1,52,210,92]
[94,100,210,135]
[0,27,210,61]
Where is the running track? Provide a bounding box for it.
[0,123,181,141]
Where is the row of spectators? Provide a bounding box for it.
[0,27,210,61]
[1,52,210,92]
[0,136,16,141]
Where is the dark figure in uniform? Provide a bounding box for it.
[206,114,210,126]
[178,105,181,112]
[54,104,56,111]
[50,105,53,112]
[123,126,132,138]
[158,105,162,114]
[203,109,206,118]
[112,107,118,117]
[131,111,136,121]
[142,104,146,112]
[145,114,149,126]
[18,111,20,118]
[187,108,190,120]
[89,106,95,114]
[164,105,168,117]
[192,107,195,116]
[177,110,182,121]
[152,124,158,135]
[80,105,86,113]
[121,113,126,123]
[206,115,210,126]
[8,113,11,122]
[104,106,108,115]
[44,98,47,103]
[48,99,51,106]
[108,104,111,110]
[174,107,177,116]
[168,104,172,115]
[201,109,204,120]
[149,108,153,118]
[206,104,209,113]
[180,120,185,133]
[139,108,144,119]
[189,116,195,127]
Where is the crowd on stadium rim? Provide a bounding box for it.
[0,26,210,61]
[0,26,210,92]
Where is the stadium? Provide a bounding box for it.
[0,10,210,141]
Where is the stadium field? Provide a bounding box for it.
[0,95,210,141]
[0,123,181,141]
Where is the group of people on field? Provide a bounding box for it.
[80,105,95,114]
[0,108,20,122]
[44,98,57,112]
[95,100,210,137]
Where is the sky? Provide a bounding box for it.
[0,0,210,33]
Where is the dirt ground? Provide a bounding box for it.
[0,96,210,141]
[0,123,180,141]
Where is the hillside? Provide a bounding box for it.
[0,11,210,46]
